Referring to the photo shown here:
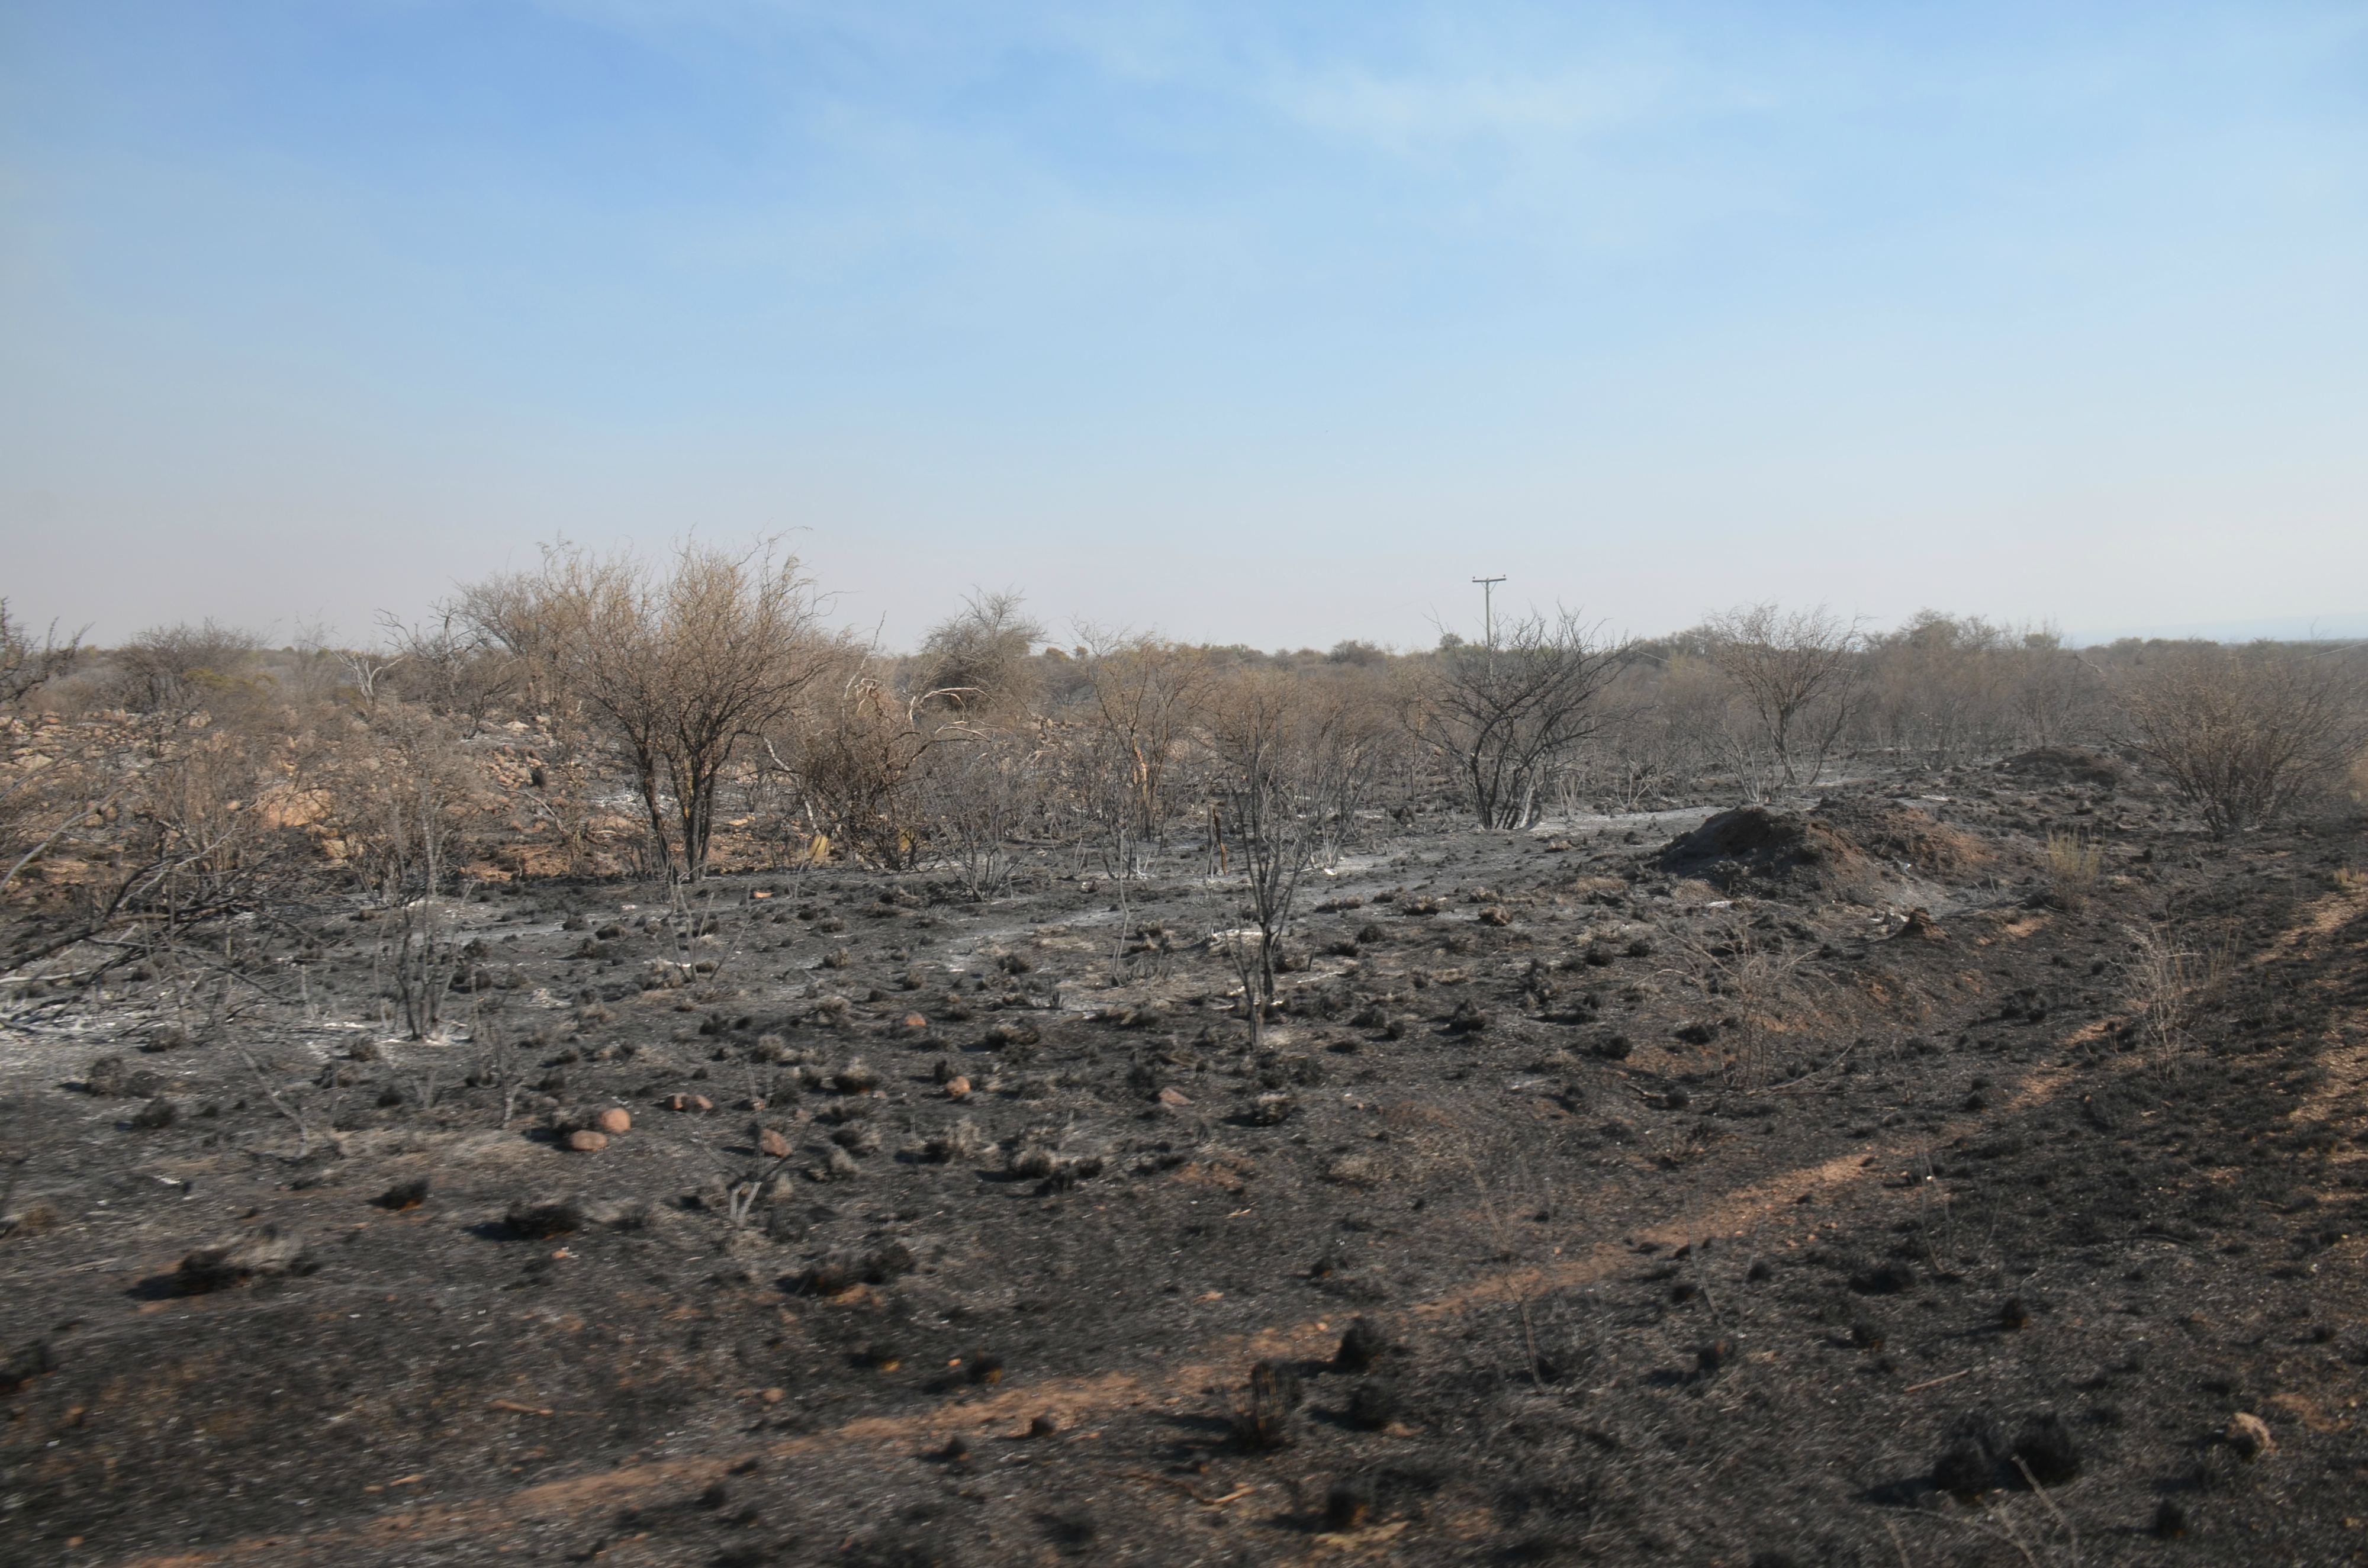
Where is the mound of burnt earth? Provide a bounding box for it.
[1657,806,1865,893]
[1810,797,1989,877]
[2000,744,2123,787]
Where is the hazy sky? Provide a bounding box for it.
[4,1,2365,649]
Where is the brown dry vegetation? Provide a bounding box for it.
[3,575,2368,1567]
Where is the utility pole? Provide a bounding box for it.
[1472,576,1506,649]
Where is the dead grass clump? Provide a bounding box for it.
[83,1057,164,1099]
[809,1145,861,1181]
[1323,1152,1389,1187]
[922,1118,986,1164]
[176,1228,314,1293]
[2,1200,59,1240]
[1230,1358,1302,1451]
[2042,830,2103,910]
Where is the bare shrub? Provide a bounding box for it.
[2118,922,2234,1070]
[1577,653,1722,812]
[1418,610,1621,829]
[1206,672,1365,1046]
[377,608,522,733]
[921,728,1041,897]
[1860,612,2019,764]
[2115,643,2363,835]
[1666,915,1813,1090]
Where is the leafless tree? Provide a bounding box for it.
[1418,610,1621,829]
[1699,603,1864,788]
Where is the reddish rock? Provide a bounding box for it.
[590,1107,630,1135]
[564,1129,609,1153]
[758,1128,794,1159]
[1156,1087,1192,1107]
[944,1076,972,1100]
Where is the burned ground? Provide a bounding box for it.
[4,764,2366,1567]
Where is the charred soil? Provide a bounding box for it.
[4,764,2367,1566]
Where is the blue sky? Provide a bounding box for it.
[4,1,2365,648]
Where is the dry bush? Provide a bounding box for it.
[112,620,260,713]
[460,538,838,879]
[2118,923,2231,1070]
[1574,653,1723,812]
[790,661,973,870]
[376,608,523,733]
[314,706,498,1036]
[1859,612,2021,763]
[2115,643,2363,835]
[4,708,321,1007]
[913,590,1043,716]
[1073,630,1207,848]
[0,601,82,706]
